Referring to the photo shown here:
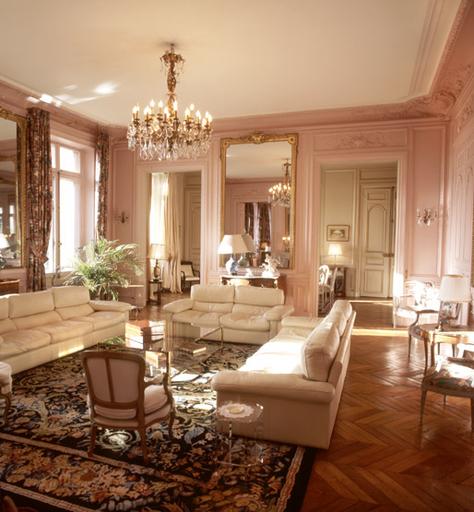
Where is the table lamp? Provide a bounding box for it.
[148,243,166,279]
[218,234,249,275]
[328,243,342,264]
[438,274,471,329]
[237,232,255,268]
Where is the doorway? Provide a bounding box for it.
[320,163,398,299]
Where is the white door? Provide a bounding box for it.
[183,188,201,268]
[359,185,395,297]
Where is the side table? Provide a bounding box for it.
[149,279,162,305]
[215,401,264,469]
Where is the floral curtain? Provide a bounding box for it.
[96,130,110,238]
[26,108,52,291]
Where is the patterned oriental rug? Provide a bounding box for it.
[0,342,315,512]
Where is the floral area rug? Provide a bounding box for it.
[0,342,315,512]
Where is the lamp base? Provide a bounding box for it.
[153,260,161,279]
[225,256,238,275]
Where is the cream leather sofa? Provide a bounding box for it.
[0,286,131,374]
[163,284,294,344]
[212,300,355,448]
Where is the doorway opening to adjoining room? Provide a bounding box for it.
[148,171,201,301]
[319,162,398,305]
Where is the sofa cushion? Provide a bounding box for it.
[191,312,222,328]
[37,320,93,343]
[0,296,9,320]
[252,340,304,357]
[191,285,234,304]
[2,329,51,351]
[193,301,233,313]
[9,290,55,318]
[0,318,17,335]
[234,286,284,307]
[74,311,126,330]
[323,310,347,336]
[52,286,90,308]
[56,303,94,321]
[240,353,303,374]
[220,312,270,332]
[12,311,62,331]
[301,322,340,382]
[0,340,24,359]
[173,309,205,324]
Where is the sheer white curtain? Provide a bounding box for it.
[164,174,182,293]
[149,172,182,293]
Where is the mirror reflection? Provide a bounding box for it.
[0,116,20,268]
[222,136,296,269]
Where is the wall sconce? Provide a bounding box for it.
[114,211,129,224]
[282,236,290,250]
[416,208,438,226]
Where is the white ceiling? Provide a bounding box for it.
[226,141,291,179]
[0,0,461,126]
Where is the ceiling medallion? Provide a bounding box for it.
[269,159,291,208]
[127,44,213,161]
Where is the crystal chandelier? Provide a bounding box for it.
[127,45,213,161]
[269,160,292,208]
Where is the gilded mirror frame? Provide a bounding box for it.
[0,106,27,268]
[220,132,298,269]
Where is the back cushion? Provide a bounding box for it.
[181,264,194,277]
[193,301,233,313]
[301,322,340,382]
[0,318,16,335]
[53,286,90,308]
[234,286,284,307]
[324,310,347,336]
[191,285,234,303]
[13,310,62,330]
[331,300,352,321]
[232,304,270,316]
[57,303,94,320]
[10,290,55,318]
[0,296,9,320]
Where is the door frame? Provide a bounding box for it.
[356,179,397,298]
[314,150,408,307]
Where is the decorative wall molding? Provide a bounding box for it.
[314,129,407,152]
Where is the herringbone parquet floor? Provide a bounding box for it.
[145,296,474,511]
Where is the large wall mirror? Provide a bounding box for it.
[0,107,26,268]
[220,133,298,269]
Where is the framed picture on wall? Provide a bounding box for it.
[327,225,350,242]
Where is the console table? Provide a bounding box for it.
[0,279,20,296]
[221,274,286,294]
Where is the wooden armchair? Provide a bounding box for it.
[180,260,200,291]
[80,350,174,463]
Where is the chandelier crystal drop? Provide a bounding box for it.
[127,45,213,161]
[269,160,292,208]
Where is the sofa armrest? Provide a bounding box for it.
[90,300,134,312]
[212,370,335,403]
[162,298,194,314]
[281,316,322,330]
[264,304,295,321]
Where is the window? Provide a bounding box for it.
[46,143,87,273]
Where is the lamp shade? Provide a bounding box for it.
[328,243,342,257]
[148,243,166,259]
[439,274,471,302]
[0,234,10,250]
[217,234,249,255]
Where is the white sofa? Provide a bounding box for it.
[163,284,294,344]
[0,286,131,374]
[212,300,355,448]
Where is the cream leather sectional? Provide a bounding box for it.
[212,300,356,449]
[163,284,295,344]
[0,286,131,374]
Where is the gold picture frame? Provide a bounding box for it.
[327,224,350,242]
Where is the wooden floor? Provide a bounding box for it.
[143,296,474,511]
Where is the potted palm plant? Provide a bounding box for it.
[65,238,142,300]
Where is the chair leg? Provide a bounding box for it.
[168,410,175,438]
[452,345,456,357]
[471,399,474,434]
[408,335,412,360]
[424,341,429,373]
[437,343,441,356]
[443,394,447,406]
[88,424,97,457]
[420,388,427,425]
[1,393,11,425]
[139,427,148,464]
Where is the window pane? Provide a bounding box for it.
[45,177,57,274]
[59,177,79,270]
[59,146,80,173]
[51,144,56,169]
